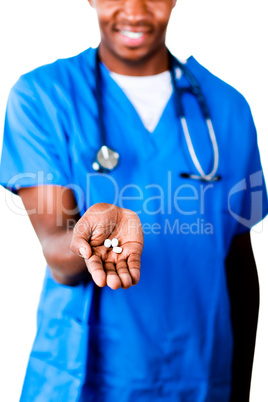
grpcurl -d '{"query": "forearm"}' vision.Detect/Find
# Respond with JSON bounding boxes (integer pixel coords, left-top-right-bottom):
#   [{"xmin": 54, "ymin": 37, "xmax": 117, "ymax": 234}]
[
  {"xmin": 17, "ymin": 186, "xmax": 90, "ymax": 285},
  {"xmin": 42, "ymin": 228, "xmax": 90, "ymax": 285},
  {"xmin": 225, "ymin": 232, "xmax": 259, "ymax": 401}
]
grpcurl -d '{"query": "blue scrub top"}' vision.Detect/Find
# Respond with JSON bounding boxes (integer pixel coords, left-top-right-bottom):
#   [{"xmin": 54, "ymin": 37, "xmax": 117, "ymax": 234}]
[{"xmin": 0, "ymin": 47, "xmax": 267, "ymax": 401}]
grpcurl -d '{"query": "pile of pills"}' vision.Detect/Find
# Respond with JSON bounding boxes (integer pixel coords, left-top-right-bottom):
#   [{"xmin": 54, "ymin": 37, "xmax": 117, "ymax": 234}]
[{"xmin": 104, "ymin": 238, "xmax": 122, "ymax": 254}]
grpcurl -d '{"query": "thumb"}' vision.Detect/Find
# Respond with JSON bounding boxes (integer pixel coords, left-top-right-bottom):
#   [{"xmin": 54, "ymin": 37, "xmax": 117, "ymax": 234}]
[
  {"xmin": 70, "ymin": 219, "xmax": 93, "ymax": 259},
  {"xmin": 71, "ymin": 235, "xmax": 92, "ymax": 259}
]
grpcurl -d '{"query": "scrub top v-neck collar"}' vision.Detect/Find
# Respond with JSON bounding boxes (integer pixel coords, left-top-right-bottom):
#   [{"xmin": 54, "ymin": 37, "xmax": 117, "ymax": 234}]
[{"xmin": 95, "ymin": 57, "xmax": 183, "ymax": 160}]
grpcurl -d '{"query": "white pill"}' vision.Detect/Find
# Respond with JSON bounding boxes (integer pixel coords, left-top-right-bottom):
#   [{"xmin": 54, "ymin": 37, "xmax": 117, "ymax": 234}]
[
  {"xmin": 113, "ymin": 247, "xmax": 122, "ymax": 254},
  {"xmin": 111, "ymin": 238, "xmax": 119, "ymax": 247},
  {"xmin": 104, "ymin": 239, "xmax": 112, "ymax": 248}
]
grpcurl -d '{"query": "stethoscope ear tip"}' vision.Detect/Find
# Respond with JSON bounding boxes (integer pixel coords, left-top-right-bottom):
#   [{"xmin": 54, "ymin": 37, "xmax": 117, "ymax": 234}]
[
  {"xmin": 180, "ymin": 173, "xmax": 222, "ymax": 182},
  {"xmin": 180, "ymin": 173, "xmax": 191, "ymax": 179}
]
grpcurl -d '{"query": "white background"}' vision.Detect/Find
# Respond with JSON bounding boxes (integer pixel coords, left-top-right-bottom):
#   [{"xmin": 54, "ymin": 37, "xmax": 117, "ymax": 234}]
[{"xmin": 0, "ymin": 0, "xmax": 267, "ymax": 400}]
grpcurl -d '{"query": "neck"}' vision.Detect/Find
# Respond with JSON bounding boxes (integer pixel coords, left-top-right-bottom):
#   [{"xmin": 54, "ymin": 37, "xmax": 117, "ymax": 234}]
[{"xmin": 98, "ymin": 44, "xmax": 170, "ymax": 76}]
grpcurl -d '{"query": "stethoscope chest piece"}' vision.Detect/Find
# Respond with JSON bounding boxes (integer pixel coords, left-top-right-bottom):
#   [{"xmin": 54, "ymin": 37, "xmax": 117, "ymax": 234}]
[{"xmin": 92, "ymin": 145, "xmax": 120, "ymax": 172}]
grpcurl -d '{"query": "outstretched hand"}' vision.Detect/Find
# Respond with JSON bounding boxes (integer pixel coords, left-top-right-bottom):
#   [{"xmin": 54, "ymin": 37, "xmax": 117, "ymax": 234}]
[{"xmin": 71, "ymin": 203, "xmax": 144, "ymax": 290}]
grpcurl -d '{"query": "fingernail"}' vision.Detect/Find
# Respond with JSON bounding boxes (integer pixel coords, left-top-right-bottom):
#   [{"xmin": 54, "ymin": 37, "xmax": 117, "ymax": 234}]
[{"xmin": 79, "ymin": 247, "xmax": 88, "ymax": 258}]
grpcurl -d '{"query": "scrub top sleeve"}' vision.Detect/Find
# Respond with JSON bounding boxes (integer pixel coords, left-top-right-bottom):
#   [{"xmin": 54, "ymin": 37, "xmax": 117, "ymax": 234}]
[
  {"xmin": 231, "ymin": 107, "xmax": 268, "ymax": 235},
  {"xmin": 0, "ymin": 77, "xmax": 70, "ymax": 194}
]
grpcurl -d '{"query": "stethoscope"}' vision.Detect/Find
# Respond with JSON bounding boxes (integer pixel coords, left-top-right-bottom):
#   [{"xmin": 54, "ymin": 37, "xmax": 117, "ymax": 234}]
[{"xmin": 92, "ymin": 48, "xmax": 221, "ymax": 182}]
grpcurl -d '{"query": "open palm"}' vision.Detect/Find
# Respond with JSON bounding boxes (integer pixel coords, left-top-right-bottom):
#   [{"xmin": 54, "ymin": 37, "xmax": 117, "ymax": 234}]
[{"xmin": 71, "ymin": 203, "xmax": 144, "ymax": 289}]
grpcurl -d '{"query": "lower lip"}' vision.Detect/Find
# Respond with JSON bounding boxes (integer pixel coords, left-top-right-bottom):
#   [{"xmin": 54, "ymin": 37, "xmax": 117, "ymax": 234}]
[{"xmin": 118, "ymin": 31, "xmax": 149, "ymax": 47}]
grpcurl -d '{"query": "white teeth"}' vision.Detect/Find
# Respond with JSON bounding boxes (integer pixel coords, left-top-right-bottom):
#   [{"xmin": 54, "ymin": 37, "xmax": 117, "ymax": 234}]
[{"xmin": 121, "ymin": 30, "xmax": 144, "ymax": 39}]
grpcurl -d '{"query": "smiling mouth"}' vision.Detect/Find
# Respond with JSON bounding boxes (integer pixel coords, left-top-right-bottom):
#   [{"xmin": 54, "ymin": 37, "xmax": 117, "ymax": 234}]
[{"xmin": 120, "ymin": 30, "xmax": 145, "ymax": 39}]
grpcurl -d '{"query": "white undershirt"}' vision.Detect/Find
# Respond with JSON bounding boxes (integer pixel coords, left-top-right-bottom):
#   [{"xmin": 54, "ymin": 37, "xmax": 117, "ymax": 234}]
[{"xmin": 109, "ymin": 70, "xmax": 174, "ymax": 133}]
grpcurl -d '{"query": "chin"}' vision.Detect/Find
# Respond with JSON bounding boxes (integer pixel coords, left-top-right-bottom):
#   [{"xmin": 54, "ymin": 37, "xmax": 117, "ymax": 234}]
[{"xmin": 113, "ymin": 46, "xmax": 157, "ymax": 65}]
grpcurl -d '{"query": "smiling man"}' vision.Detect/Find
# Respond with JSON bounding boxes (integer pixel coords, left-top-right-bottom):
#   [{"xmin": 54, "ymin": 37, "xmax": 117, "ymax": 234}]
[
  {"xmin": 0, "ymin": 0, "xmax": 267, "ymax": 401},
  {"xmin": 92, "ymin": 0, "xmax": 175, "ymax": 75}
]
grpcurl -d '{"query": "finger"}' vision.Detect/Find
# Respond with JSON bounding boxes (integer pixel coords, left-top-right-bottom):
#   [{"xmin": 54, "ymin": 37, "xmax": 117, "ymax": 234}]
[
  {"xmin": 86, "ymin": 255, "xmax": 106, "ymax": 287},
  {"xmin": 104, "ymin": 262, "xmax": 121, "ymax": 290},
  {"xmin": 127, "ymin": 254, "xmax": 141, "ymax": 285},
  {"xmin": 71, "ymin": 219, "xmax": 92, "ymax": 258},
  {"xmin": 116, "ymin": 259, "xmax": 132, "ymax": 289}
]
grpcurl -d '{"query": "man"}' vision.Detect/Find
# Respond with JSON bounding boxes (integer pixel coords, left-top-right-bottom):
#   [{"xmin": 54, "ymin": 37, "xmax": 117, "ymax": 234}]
[{"xmin": 0, "ymin": 0, "xmax": 267, "ymax": 400}]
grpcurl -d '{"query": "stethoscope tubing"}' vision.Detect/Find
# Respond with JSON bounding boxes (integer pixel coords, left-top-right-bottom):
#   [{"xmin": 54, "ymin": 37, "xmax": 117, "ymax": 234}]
[
  {"xmin": 168, "ymin": 51, "xmax": 220, "ymax": 181},
  {"xmin": 180, "ymin": 117, "xmax": 219, "ymax": 181},
  {"xmin": 93, "ymin": 47, "xmax": 221, "ymax": 181}
]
